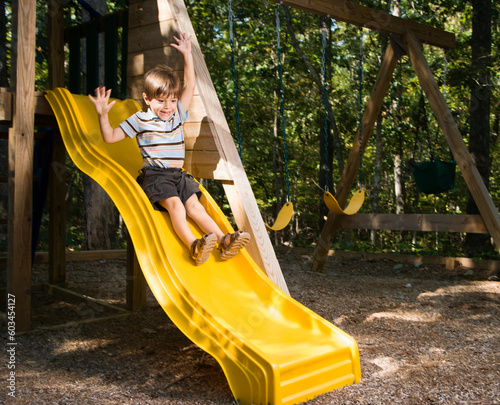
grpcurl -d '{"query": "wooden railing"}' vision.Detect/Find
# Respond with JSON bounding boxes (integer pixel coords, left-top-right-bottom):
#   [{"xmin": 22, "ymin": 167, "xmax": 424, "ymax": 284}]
[{"xmin": 65, "ymin": 10, "xmax": 128, "ymax": 98}]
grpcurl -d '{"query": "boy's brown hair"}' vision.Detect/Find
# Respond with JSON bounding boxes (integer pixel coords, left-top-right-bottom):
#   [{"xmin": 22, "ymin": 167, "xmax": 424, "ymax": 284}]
[{"xmin": 143, "ymin": 65, "xmax": 182, "ymax": 100}]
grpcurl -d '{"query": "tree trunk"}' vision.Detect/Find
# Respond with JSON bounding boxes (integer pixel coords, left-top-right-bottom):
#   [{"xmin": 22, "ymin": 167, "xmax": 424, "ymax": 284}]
[
  {"xmin": 394, "ymin": 153, "xmax": 404, "ymax": 214},
  {"xmin": 83, "ymin": 174, "xmax": 115, "ymax": 249},
  {"xmin": 465, "ymin": 0, "xmax": 492, "ymax": 254},
  {"xmin": 390, "ymin": 1, "xmax": 406, "ymax": 242},
  {"xmin": 371, "ymin": 25, "xmax": 390, "ymax": 246},
  {"xmin": 371, "ymin": 112, "xmax": 383, "ymax": 245}
]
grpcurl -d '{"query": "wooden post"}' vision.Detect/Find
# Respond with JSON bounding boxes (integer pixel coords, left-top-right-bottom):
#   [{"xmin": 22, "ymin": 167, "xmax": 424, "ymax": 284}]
[
  {"xmin": 122, "ymin": 2, "xmax": 150, "ymax": 309},
  {"xmin": 48, "ymin": 0, "xmax": 67, "ymax": 284},
  {"xmin": 126, "ymin": 234, "xmax": 147, "ymax": 311},
  {"xmin": 403, "ymin": 31, "xmax": 500, "ymax": 252},
  {"xmin": 311, "ymin": 40, "xmax": 401, "ymax": 272},
  {"xmin": 168, "ymin": 0, "xmax": 289, "ymax": 294},
  {"xmin": 7, "ymin": 0, "xmax": 36, "ymax": 332}
]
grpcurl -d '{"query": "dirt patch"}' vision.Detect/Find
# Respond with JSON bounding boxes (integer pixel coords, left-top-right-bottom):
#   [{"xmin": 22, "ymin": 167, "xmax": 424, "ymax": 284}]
[{"xmin": 1, "ymin": 251, "xmax": 499, "ymax": 404}]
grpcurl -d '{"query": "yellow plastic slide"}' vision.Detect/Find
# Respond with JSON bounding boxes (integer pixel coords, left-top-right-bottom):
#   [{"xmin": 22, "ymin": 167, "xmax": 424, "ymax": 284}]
[{"xmin": 45, "ymin": 88, "xmax": 361, "ymax": 405}]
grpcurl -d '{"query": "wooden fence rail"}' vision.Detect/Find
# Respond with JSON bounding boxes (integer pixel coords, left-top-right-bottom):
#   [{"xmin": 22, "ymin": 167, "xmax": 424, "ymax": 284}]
[{"xmin": 339, "ymin": 214, "xmax": 488, "ymax": 233}]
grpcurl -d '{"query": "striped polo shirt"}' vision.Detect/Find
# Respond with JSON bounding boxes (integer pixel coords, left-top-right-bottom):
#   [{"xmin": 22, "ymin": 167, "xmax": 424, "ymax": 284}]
[{"xmin": 119, "ymin": 102, "xmax": 188, "ymax": 168}]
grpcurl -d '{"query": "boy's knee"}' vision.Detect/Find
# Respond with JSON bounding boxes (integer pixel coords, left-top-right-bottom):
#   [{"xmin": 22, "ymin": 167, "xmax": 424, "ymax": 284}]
[
  {"xmin": 162, "ymin": 197, "xmax": 184, "ymax": 212},
  {"xmin": 185, "ymin": 199, "xmax": 205, "ymax": 217}
]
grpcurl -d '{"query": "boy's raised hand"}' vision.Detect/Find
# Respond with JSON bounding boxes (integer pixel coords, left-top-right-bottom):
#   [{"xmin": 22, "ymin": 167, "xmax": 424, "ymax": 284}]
[
  {"xmin": 171, "ymin": 32, "xmax": 192, "ymax": 55},
  {"xmin": 88, "ymin": 86, "xmax": 116, "ymax": 116}
]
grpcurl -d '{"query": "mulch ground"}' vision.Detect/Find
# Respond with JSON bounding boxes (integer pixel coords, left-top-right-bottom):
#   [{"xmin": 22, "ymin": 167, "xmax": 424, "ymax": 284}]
[{"xmin": 1, "ymin": 249, "xmax": 499, "ymax": 404}]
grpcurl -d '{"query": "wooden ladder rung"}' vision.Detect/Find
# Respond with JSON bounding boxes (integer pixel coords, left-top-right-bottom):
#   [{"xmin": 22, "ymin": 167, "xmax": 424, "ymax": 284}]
[{"xmin": 0, "ymin": 176, "xmax": 40, "ymax": 183}]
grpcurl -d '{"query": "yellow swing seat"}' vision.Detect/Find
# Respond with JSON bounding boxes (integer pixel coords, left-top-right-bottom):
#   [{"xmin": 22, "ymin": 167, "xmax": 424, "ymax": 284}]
[
  {"xmin": 324, "ymin": 188, "xmax": 365, "ymax": 215},
  {"xmin": 265, "ymin": 201, "xmax": 294, "ymax": 231}
]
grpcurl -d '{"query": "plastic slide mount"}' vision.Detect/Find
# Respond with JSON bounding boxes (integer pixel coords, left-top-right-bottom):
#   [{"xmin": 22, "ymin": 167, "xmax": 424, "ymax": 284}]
[{"xmin": 45, "ymin": 88, "xmax": 361, "ymax": 405}]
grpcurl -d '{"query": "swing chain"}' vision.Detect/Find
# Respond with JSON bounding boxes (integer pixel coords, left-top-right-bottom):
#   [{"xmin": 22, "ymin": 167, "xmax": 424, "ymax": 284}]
[
  {"xmin": 275, "ymin": 4, "xmax": 291, "ymax": 202},
  {"xmin": 228, "ymin": 0, "xmax": 243, "ymax": 161}
]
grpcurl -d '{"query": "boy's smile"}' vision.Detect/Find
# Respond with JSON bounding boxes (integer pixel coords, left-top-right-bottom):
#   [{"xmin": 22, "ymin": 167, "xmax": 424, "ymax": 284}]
[{"xmin": 143, "ymin": 93, "xmax": 178, "ymax": 121}]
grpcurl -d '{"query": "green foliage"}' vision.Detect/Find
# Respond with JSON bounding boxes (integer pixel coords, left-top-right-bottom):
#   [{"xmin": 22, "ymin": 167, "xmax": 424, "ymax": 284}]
[
  {"xmin": 23, "ymin": 0, "xmax": 500, "ymax": 258},
  {"xmin": 187, "ymin": 0, "xmax": 498, "ymax": 257}
]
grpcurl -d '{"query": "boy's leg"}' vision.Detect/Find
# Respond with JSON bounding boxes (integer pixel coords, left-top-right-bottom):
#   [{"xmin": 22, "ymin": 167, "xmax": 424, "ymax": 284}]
[
  {"xmin": 184, "ymin": 194, "xmax": 225, "ymax": 243},
  {"xmin": 160, "ymin": 195, "xmax": 217, "ymax": 265},
  {"xmin": 158, "ymin": 196, "xmax": 196, "ymax": 248}
]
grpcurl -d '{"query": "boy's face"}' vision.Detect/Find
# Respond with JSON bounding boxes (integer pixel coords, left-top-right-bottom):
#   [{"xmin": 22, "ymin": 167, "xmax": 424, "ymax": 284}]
[{"xmin": 143, "ymin": 93, "xmax": 177, "ymax": 121}]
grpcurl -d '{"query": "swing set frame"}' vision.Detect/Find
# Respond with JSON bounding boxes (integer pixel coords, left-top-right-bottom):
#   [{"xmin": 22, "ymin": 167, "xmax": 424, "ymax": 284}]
[{"xmin": 266, "ymin": 0, "xmax": 500, "ymax": 272}]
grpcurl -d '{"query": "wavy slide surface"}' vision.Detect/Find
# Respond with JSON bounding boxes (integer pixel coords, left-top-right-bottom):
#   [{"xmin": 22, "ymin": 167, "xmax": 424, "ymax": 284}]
[{"xmin": 46, "ymin": 88, "xmax": 361, "ymax": 405}]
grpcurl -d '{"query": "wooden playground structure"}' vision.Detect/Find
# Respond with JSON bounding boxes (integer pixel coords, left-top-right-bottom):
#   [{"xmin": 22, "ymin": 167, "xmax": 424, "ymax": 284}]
[
  {"xmin": 2, "ymin": 0, "xmax": 499, "ymax": 334},
  {"xmin": 277, "ymin": 0, "xmax": 500, "ymax": 272}
]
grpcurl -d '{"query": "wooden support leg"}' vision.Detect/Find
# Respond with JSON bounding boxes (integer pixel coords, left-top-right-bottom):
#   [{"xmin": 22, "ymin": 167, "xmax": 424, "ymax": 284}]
[
  {"xmin": 48, "ymin": 129, "xmax": 66, "ymax": 284},
  {"xmin": 403, "ymin": 31, "xmax": 500, "ymax": 252},
  {"xmin": 126, "ymin": 235, "xmax": 147, "ymax": 311},
  {"xmin": 311, "ymin": 40, "xmax": 401, "ymax": 272},
  {"xmin": 7, "ymin": 0, "xmax": 36, "ymax": 332},
  {"xmin": 48, "ymin": 0, "xmax": 66, "ymax": 284}
]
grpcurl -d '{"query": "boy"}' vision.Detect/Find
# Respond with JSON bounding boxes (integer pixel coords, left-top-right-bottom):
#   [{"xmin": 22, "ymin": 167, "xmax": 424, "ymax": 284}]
[{"xmin": 89, "ymin": 33, "xmax": 250, "ymax": 265}]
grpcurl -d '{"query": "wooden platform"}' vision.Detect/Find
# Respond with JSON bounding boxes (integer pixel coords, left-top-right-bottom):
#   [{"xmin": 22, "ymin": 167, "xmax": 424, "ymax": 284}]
[{"xmin": 0, "ymin": 89, "xmax": 57, "ymax": 125}]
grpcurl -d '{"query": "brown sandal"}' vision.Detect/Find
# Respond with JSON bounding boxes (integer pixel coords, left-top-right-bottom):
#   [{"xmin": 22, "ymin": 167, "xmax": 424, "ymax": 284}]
[
  {"xmin": 191, "ymin": 233, "xmax": 217, "ymax": 266},
  {"xmin": 219, "ymin": 231, "xmax": 251, "ymax": 260}
]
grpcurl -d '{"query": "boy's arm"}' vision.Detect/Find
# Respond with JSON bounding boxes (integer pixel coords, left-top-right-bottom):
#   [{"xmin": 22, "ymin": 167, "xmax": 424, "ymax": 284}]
[
  {"xmin": 171, "ymin": 33, "xmax": 195, "ymax": 113},
  {"xmin": 88, "ymin": 87, "xmax": 127, "ymax": 143}
]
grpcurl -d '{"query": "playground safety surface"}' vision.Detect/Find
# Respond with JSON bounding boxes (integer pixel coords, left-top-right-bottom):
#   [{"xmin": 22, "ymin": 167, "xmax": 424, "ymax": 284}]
[{"xmin": 1, "ymin": 249, "xmax": 499, "ymax": 404}]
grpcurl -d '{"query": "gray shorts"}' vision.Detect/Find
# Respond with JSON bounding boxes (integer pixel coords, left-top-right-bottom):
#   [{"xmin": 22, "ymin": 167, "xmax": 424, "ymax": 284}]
[{"xmin": 136, "ymin": 166, "xmax": 201, "ymax": 212}]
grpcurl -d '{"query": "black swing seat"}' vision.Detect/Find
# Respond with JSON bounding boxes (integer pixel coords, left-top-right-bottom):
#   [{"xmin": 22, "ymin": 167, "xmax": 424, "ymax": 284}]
[{"xmin": 408, "ymin": 159, "xmax": 456, "ymax": 194}]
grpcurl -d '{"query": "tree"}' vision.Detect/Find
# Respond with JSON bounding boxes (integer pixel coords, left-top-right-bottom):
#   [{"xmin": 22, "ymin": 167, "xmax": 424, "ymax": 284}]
[{"xmin": 465, "ymin": 0, "xmax": 493, "ymax": 254}]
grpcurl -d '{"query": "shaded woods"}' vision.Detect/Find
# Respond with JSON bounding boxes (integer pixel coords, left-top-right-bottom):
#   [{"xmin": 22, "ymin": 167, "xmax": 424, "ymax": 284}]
[{"xmin": 6, "ymin": 0, "xmax": 498, "ymax": 260}]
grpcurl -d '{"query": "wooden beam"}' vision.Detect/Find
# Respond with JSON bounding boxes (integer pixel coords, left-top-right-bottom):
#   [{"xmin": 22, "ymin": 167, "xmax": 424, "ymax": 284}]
[
  {"xmin": 339, "ymin": 214, "xmax": 488, "ymax": 233},
  {"xmin": 7, "ymin": 0, "xmax": 37, "ymax": 332},
  {"xmin": 48, "ymin": 128, "xmax": 66, "ymax": 284},
  {"xmin": 48, "ymin": 0, "xmax": 65, "ymax": 88},
  {"xmin": 20, "ymin": 249, "xmax": 127, "ymax": 264},
  {"xmin": 402, "ymin": 31, "xmax": 500, "ymax": 252},
  {"xmin": 48, "ymin": 0, "xmax": 67, "ymax": 285},
  {"xmin": 47, "ymin": 283, "xmax": 130, "ymax": 313},
  {"xmin": 311, "ymin": 40, "xmax": 401, "ymax": 272},
  {"xmin": 269, "ymin": 0, "xmax": 455, "ymax": 49},
  {"xmin": 168, "ymin": 0, "xmax": 289, "ymax": 294},
  {"xmin": 279, "ymin": 246, "xmax": 500, "ymax": 271},
  {"xmin": 0, "ymin": 90, "xmax": 58, "ymax": 122},
  {"xmin": 325, "ymin": 250, "xmax": 500, "ymax": 272},
  {"xmin": 0, "ymin": 88, "xmax": 12, "ymax": 121},
  {"xmin": 126, "ymin": 235, "xmax": 147, "ymax": 311}
]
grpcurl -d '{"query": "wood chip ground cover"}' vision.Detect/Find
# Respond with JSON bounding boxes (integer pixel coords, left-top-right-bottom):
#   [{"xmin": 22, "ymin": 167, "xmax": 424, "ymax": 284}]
[{"xmin": 1, "ymin": 251, "xmax": 498, "ymax": 404}]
